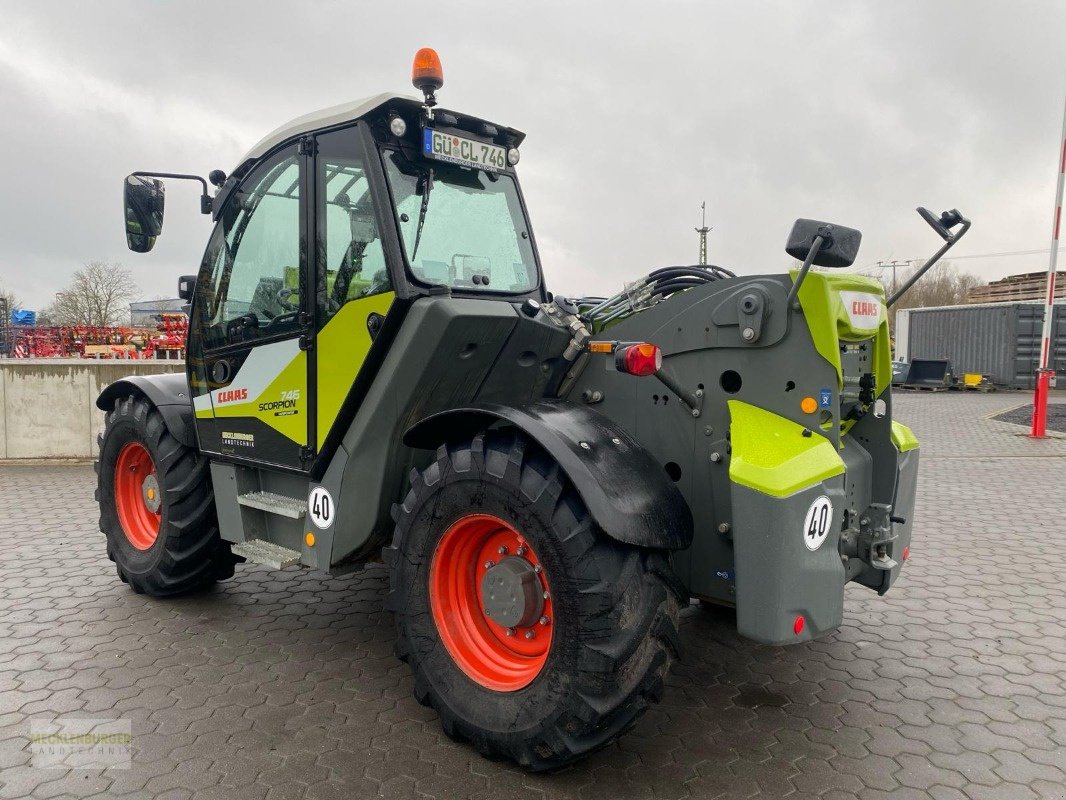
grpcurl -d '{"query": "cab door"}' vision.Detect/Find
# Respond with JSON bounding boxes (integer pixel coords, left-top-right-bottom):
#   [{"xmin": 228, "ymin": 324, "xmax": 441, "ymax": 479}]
[
  {"xmin": 189, "ymin": 143, "xmax": 312, "ymax": 470},
  {"xmin": 309, "ymin": 125, "xmax": 399, "ymax": 463}
]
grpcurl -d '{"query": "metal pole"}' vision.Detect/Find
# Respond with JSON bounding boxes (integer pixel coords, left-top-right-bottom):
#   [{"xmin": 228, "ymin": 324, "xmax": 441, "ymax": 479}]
[
  {"xmin": 695, "ymin": 202, "xmax": 711, "ymax": 266},
  {"xmin": 1031, "ymin": 96, "xmax": 1066, "ymax": 438}
]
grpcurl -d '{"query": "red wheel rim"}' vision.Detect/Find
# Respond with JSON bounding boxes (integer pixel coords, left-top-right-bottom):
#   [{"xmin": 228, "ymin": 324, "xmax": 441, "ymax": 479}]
[
  {"xmin": 429, "ymin": 514, "xmax": 553, "ymax": 691},
  {"xmin": 114, "ymin": 442, "xmax": 161, "ymax": 550}
]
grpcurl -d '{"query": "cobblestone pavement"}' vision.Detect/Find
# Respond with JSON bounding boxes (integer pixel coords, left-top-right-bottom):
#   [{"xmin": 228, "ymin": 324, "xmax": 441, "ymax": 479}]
[{"xmin": 1, "ymin": 393, "xmax": 1064, "ymax": 800}]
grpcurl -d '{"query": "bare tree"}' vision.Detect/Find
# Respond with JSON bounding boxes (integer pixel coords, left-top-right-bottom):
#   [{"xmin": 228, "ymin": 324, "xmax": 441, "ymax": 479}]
[
  {"xmin": 0, "ymin": 285, "xmax": 20, "ymax": 316},
  {"xmin": 862, "ymin": 261, "xmax": 980, "ymax": 333},
  {"xmin": 47, "ymin": 262, "xmax": 140, "ymax": 326}
]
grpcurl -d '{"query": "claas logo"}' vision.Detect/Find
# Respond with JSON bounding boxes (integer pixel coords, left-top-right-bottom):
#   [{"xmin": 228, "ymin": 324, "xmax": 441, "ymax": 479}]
[
  {"xmin": 216, "ymin": 388, "xmax": 248, "ymax": 404},
  {"xmin": 851, "ymin": 300, "xmax": 879, "ymax": 317}
]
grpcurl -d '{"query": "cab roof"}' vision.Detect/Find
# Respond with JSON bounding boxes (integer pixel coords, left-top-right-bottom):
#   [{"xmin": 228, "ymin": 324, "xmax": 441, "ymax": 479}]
[
  {"xmin": 235, "ymin": 92, "xmax": 525, "ymax": 172},
  {"xmin": 238, "ymin": 92, "xmax": 416, "ymax": 165}
]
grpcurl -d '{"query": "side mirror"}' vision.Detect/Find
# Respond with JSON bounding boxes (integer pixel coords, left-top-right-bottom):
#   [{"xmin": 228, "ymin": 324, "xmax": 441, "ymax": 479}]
[
  {"xmin": 177, "ymin": 275, "xmax": 197, "ymax": 301},
  {"xmin": 785, "ymin": 219, "xmax": 862, "ymax": 269},
  {"xmin": 124, "ymin": 175, "xmax": 165, "ymax": 253},
  {"xmin": 917, "ymin": 206, "xmax": 963, "ymax": 242}
]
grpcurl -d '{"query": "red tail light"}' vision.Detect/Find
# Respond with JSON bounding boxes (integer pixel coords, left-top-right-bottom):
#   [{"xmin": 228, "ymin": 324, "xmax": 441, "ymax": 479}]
[
  {"xmin": 616, "ymin": 343, "xmax": 662, "ymax": 376},
  {"xmin": 793, "ymin": 615, "xmax": 805, "ymax": 635}
]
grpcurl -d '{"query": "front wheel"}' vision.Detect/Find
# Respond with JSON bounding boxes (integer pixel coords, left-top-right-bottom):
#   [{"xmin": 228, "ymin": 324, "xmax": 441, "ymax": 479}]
[
  {"xmin": 95, "ymin": 395, "xmax": 236, "ymax": 596},
  {"xmin": 385, "ymin": 430, "xmax": 682, "ymax": 771}
]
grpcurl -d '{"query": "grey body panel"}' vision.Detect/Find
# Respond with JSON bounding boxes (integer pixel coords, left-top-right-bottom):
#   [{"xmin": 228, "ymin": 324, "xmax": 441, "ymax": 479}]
[
  {"xmin": 321, "ymin": 296, "xmax": 570, "ymax": 565},
  {"xmin": 209, "ymin": 461, "xmax": 318, "ymax": 566},
  {"xmin": 562, "ymin": 275, "xmax": 914, "ymax": 616},
  {"xmin": 96, "ymin": 372, "xmax": 196, "ymax": 449},
  {"xmin": 404, "ymin": 401, "xmax": 693, "ymax": 549},
  {"xmin": 731, "ymin": 477, "xmax": 847, "ymax": 644},
  {"xmin": 564, "ymin": 274, "xmax": 841, "ymax": 602}
]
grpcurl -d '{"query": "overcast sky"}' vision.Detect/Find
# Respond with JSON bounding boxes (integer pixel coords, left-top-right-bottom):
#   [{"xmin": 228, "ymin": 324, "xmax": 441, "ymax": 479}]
[{"xmin": 1, "ymin": 1, "xmax": 1064, "ymax": 310}]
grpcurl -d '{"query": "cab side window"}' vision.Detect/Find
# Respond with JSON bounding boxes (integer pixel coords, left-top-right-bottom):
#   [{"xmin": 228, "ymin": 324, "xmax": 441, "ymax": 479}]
[
  {"xmin": 197, "ymin": 148, "xmax": 303, "ymax": 349},
  {"xmin": 318, "ymin": 151, "xmax": 391, "ymax": 324}
]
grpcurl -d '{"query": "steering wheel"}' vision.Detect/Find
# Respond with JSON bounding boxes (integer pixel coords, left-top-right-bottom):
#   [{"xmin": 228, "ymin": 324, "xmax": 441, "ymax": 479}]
[{"xmin": 275, "ymin": 287, "xmax": 300, "ymax": 313}]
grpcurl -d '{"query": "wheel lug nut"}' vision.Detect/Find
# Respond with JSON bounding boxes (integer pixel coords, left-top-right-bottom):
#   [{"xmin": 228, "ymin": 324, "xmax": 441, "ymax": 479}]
[
  {"xmin": 543, "ymin": 591, "xmax": 550, "ymax": 600},
  {"xmin": 506, "ymin": 627, "xmax": 516, "ymax": 637},
  {"xmin": 540, "ymin": 616, "xmax": 550, "ymax": 626},
  {"xmin": 497, "ymin": 545, "xmax": 507, "ymax": 555},
  {"xmin": 533, "ymin": 565, "xmax": 542, "ymax": 574},
  {"xmin": 516, "ymin": 546, "xmax": 526, "ymax": 556},
  {"xmin": 524, "ymin": 630, "xmax": 535, "ymax": 640},
  {"xmin": 483, "ymin": 560, "xmax": 494, "ymax": 569}
]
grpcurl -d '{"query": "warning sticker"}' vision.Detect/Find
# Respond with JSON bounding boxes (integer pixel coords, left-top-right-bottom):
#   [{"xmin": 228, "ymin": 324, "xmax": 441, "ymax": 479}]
[{"xmin": 803, "ymin": 495, "xmax": 833, "ymax": 551}]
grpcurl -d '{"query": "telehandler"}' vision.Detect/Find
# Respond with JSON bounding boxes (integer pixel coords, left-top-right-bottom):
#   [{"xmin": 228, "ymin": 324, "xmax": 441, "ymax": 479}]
[{"xmin": 101, "ymin": 48, "xmax": 970, "ymax": 769}]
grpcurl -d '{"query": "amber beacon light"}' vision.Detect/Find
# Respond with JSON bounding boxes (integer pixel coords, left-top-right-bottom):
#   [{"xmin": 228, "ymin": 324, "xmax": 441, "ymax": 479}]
[{"xmin": 412, "ymin": 48, "xmax": 444, "ymax": 104}]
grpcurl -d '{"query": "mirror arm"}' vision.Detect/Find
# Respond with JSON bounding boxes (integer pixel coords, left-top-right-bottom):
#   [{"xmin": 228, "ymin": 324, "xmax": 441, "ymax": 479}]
[
  {"xmin": 131, "ymin": 171, "xmax": 213, "ymax": 214},
  {"xmin": 785, "ymin": 232, "xmax": 828, "ymax": 309},
  {"xmin": 886, "ymin": 212, "xmax": 971, "ymax": 307}
]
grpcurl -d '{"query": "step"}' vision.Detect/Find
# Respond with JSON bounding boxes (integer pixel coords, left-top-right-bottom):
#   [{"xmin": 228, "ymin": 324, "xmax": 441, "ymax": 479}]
[
  {"xmin": 237, "ymin": 491, "xmax": 306, "ymax": 519},
  {"xmin": 232, "ymin": 539, "xmax": 302, "ymax": 570}
]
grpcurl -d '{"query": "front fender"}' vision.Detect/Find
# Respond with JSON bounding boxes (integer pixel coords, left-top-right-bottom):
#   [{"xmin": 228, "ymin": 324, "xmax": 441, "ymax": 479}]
[
  {"xmin": 96, "ymin": 373, "xmax": 196, "ymax": 449},
  {"xmin": 404, "ymin": 401, "xmax": 693, "ymax": 550}
]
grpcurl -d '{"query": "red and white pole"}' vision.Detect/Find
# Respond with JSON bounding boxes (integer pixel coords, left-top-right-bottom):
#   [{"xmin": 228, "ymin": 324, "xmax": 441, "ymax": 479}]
[{"xmin": 1031, "ymin": 97, "xmax": 1066, "ymax": 438}]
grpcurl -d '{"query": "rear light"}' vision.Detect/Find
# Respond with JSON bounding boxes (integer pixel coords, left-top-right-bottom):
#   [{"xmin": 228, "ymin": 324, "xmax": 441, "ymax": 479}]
[
  {"xmin": 902, "ymin": 546, "xmax": 910, "ymax": 561},
  {"xmin": 616, "ymin": 343, "xmax": 662, "ymax": 377},
  {"xmin": 793, "ymin": 615, "xmax": 805, "ymax": 635}
]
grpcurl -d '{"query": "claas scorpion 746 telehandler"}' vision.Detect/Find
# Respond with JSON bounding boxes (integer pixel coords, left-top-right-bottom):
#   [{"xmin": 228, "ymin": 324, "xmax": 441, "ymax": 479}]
[{"xmin": 101, "ymin": 49, "xmax": 969, "ymax": 769}]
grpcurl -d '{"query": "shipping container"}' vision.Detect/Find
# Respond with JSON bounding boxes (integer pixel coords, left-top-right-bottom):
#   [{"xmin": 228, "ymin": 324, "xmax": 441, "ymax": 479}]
[{"xmin": 897, "ymin": 301, "xmax": 1066, "ymax": 389}]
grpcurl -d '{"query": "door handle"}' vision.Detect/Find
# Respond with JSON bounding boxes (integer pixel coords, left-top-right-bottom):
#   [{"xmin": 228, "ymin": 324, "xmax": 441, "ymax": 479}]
[
  {"xmin": 210, "ymin": 359, "xmax": 232, "ymax": 384},
  {"xmin": 367, "ymin": 313, "xmax": 384, "ymax": 340}
]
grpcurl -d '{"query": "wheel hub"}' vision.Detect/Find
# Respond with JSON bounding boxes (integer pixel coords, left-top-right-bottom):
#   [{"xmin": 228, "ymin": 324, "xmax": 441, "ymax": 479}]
[
  {"xmin": 481, "ymin": 557, "xmax": 544, "ymax": 629},
  {"xmin": 141, "ymin": 474, "xmax": 161, "ymax": 514}
]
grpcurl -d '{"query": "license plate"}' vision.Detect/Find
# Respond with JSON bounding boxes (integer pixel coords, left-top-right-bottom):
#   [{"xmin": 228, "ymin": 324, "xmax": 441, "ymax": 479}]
[{"xmin": 422, "ymin": 128, "xmax": 506, "ymax": 171}]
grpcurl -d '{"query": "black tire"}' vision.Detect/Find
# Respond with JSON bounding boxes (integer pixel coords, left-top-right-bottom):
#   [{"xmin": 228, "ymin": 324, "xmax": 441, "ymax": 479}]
[
  {"xmin": 95, "ymin": 394, "xmax": 236, "ymax": 596},
  {"xmin": 384, "ymin": 430, "xmax": 683, "ymax": 771}
]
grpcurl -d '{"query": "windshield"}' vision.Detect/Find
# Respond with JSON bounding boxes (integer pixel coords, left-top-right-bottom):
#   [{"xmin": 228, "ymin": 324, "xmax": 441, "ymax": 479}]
[{"xmin": 383, "ymin": 150, "xmax": 538, "ymax": 293}]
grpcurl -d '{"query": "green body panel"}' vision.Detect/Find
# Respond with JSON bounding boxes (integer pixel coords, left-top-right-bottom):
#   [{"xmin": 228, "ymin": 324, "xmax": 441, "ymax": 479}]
[
  {"xmin": 727, "ymin": 400, "xmax": 845, "ymax": 498},
  {"xmin": 316, "ymin": 292, "xmax": 396, "ymax": 445},
  {"xmin": 793, "ymin": 272, "xmax": 893, "ymax": 398},
  {"xmin": 209, "ymin": 351, "xmax": 307, "ymax": 444},
  {"xmin": 891, "ymin": 420, "xmax": 920, "ymax": 452}
]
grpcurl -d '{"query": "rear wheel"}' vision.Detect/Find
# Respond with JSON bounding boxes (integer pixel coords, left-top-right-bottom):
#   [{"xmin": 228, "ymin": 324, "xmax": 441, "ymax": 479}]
[
  {"xmin": 95, "ymin": 395, "xmax": 236, "ymax": 596},
  {"xmin": 385, "ymin": 430, "xmax": 682, "ymax": 771}
]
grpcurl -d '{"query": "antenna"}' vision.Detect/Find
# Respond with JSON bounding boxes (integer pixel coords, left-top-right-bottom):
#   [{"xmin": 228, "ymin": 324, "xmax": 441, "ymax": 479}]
[{"xmin": 695, "ymin": 202, "xmax": 712, "ymax": 265}]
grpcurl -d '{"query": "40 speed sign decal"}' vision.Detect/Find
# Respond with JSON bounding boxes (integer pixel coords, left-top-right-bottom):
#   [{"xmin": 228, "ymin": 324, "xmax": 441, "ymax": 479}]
[
  {"xmin": 308, "ymin": 486, "xmax": 335, "ymax": 529},
  {"xmin": 803, "ymin": 495, "xmax": 833, "ymax": 551}
]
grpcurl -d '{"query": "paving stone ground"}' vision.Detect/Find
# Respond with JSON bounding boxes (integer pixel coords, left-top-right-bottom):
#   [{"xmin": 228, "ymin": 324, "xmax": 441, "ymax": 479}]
[
  {"xmin": 992, "ymin": 401, "xmax": 1066, "ymax": 434},
  {"xmin": 0, "ymin": 393, "xmax": 1064, "ymax": 800}
]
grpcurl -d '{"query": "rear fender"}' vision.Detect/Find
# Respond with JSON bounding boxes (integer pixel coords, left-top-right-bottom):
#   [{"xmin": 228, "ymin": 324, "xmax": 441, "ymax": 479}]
[
  {"xmin": 96, "ymin": 373, "xmax": 196, "ymax": 449},
  {"xmin": 404, "ymin": 401, "xmax": 693, "ymax": 550}
]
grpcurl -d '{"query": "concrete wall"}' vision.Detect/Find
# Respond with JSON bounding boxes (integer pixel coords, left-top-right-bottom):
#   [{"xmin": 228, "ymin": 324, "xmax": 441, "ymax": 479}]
[{"xmin": 0, "ymin": 360, "xmax": 185, "ymax": 459}]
